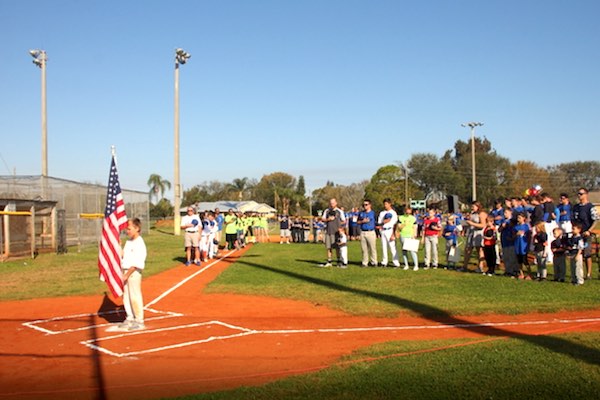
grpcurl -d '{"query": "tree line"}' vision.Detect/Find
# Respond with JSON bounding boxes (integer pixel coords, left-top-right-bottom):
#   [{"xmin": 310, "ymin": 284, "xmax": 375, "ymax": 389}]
[{"xmin": 149, "ymin": 137, "xmax": 600, "ymax": 218}]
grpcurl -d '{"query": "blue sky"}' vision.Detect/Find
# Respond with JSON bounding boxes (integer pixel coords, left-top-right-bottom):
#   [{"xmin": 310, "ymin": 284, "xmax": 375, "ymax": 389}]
[{"xmin": 1, "ymin": 0, "xmax": 599, "ymax": 196}]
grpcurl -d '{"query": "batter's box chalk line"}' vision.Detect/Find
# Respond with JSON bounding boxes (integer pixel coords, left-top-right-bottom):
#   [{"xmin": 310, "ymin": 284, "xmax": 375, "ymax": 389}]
[
  {"xmin": 22, "ymin": 307, "xmax": 183, "ymax": 335},
  {"xmin": 21, "ymin": 250, "xmax": 236, "ymax": 336},
  {"xmin": 79, "ymin": 317, "xmax": 600, "ymax": 358},
  {"xmin": 80, "ymin": 320, "xmax": 256, "ymax": 358}
]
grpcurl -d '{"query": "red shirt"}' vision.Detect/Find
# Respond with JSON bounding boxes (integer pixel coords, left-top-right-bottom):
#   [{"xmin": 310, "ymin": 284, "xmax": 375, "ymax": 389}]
[
  {"xmin": 424, "ymin": 216, "xmax": 441, "ymax": 236},
  {"xmin": 483, "ymin": 226, "xmax": 497, "ymax": 246}
]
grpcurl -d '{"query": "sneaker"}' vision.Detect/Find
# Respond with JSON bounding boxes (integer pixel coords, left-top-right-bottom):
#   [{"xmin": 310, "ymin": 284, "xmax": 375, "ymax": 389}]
[
  {"xmin": 340, "ymin": 264, "xmax": 348, "ymax": 269},
  {"xmin": 486, "ymin": 272, "xmax": 494, "ymax": 277},
  {"xmin": 423, "ymin": 266, "xmax": 430, "ymax": 270},
  {"xmin": 117, "ymin": 320, "xmax": 132, "ymax": 330},
  {"xmin": 369, "ymin": 263, "xmax": 378, "ymax": 267},
  {"xmin": 319, "ymin": 261, "xmax": 333, "ymax": 268},
  {"xmin": 128, "ymin": 322, "xmax": 145, "ymax": 331},
  {"xmin": 403, "ymin": 266, "xmax": 409, "ymax": 270},
  {"xmin": 361, "ymin": 263, "xmax": 368, "ymax": 268},
  {"xmin": 194, "ymin": 260, "xmax": 201, "ymax": 266},
  {"xmin": 432, "ymin": 266, "xmax": 438, "ymax": 270},
  {"xmin": 184, "ymin": 261, "xmax": 191, "ymax": 267},
  {"xmin": 413, "ymin": 266, "xmax": 419, "ymax": 271},
  {"xmin": 380, "ymin": 263, "xmax": 387, "ymax": 268}
]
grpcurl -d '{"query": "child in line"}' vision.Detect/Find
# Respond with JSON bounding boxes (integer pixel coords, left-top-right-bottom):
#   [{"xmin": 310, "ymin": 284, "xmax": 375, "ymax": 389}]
[
  {"xmin": 443, "ymin": 215, "xmax": 459, "ymax": 270},
  {"xmin": 550, "ymin": 227, "xmax": 567, "ymax": 282},
  {"xmin": 482, "ymin": 216, "xmax": 497, "ymax": 276},
  {"xmin": 514, "ymin": 212, "xmax": 532, "ymax": 280},
  {"xmin": 568, "ymin": 222, "xmax": 585, "ymax": 285},
  {"xmin": 499, "ymin": 209, "xmax": 518, "ymax": 277},
  {"xmin": 532, "ymin": 221, "xmax": 548, "ymax": 281},
  {"xmin": 119, "ymin": 218, "xmax": 147, "ymax": 331},
  {"xmin": 336, "ymin": 227, "xmax": 348, "ymax": 268}
]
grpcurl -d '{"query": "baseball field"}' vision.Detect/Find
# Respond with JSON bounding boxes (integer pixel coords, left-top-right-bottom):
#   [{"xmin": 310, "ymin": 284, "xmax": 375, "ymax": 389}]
[{"xmin": 1, "ymin": 228, "xmax": 599, "ymax": 400}]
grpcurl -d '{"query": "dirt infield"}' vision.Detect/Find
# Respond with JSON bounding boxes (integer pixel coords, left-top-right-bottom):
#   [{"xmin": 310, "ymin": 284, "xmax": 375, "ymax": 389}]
[{"xmin": 1, "ymin": 246, "xmax": 600, "ymax": 400}]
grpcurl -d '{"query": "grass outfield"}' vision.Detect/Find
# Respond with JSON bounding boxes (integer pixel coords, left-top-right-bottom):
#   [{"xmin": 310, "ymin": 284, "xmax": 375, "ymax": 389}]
[
  {"xmin": 174, "ymin": 332, "xmax": 600, "ymax": 400},
  {"xmin": 205, "ymin": 241, "xmax": 600, "ymax": 317}
]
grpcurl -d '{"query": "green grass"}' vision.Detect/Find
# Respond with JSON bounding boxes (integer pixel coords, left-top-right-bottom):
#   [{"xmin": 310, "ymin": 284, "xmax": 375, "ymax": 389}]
[
  {"xmin": 205, "ymin": 241, "xmax": 600, "ymax": 317},
  {"xmin": 172, "ymin": 332, "xmax": 600, "ymax": 400},
  {"xmin": 0, "ymin": 226, "xmax": 182, "ymax": 301}
]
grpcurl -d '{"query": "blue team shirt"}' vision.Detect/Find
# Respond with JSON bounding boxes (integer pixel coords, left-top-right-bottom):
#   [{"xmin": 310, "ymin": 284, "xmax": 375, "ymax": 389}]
[
  {"xmin": 514, "ymin": 223, "xmax": 530, "ymax": 255},
  {"xmin": 500, "ymin": 222, "xmax": 515, "ymax": 248},
  {"xmin": 358, "ymin": 210, "xmax": 376, "ymax": 231},
  {"xmin": 490, "ymin": 208, "xmax": 505, "ymax": 226},
  {"xmin": 442, "ymin": 224, "xmax": 458, "ymax": 246},
  {"xmin": 216, "ymin": 214, "xmax": 224, "ymax": 230},
  {"xmin": 558, "ymin": 203, "xmax": 572, "ymax": 222}
]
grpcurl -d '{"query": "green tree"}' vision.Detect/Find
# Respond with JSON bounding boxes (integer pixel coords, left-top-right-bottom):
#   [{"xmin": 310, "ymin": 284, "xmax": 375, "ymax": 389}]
[
  {"xmin": 364, "ymin": 165, "xmax": 407, "ymax": 211},
  {"xmin": 228, "ymin": 177, "xmax": 254, "ymax": 201},
  {"xmin": 149, "ymin": 198, "xmax": 173, "ymax": 219},
  {"xmin": 547, "ymin": 161, "xmax": 600, "ymax": 194},
  {"xmin": 147, "ymin": 174, "xmax": 171, "ymax": 204},
  {"xmin": 252, "ymin": 172, "xmax": 298, "ymax": 213},
  {"xmin": 443, "ymin": 137, "xmax": 511, "ymax": 206}
]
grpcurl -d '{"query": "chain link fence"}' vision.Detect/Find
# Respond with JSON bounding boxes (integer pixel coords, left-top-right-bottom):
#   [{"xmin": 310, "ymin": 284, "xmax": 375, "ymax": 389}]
[{"xmin": 0, "ymin": 175, "xmax": 148, "ymax": 250}]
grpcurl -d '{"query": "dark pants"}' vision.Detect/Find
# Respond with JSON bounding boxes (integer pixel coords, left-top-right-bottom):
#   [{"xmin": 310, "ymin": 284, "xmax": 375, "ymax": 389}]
[{"xmin": 484, "ymin": 245, "xmax": 497, "ymax": 273}]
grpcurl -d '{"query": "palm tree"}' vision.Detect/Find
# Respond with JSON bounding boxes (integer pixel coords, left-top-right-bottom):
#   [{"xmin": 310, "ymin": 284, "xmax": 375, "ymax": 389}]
[
  {"xmin": 229, "ymin": 177, "xmax": 251, "ymax": 201},
  {"xmin": 147, "ymin": 174, "xmax": 172, "ymax": 204}
]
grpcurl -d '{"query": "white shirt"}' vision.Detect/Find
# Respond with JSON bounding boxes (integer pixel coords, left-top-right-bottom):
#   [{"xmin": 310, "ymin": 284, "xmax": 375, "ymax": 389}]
[
  {"xmin": 121, "ymin": 236, "xmax": 147, "ymax": 271},
  {"xmin": 378, "ymin": 209, "xmax": 398, "ymax": 230},
  {"xmin": 201, "ymin": 219, "xmax": 218, "ymax": 236},
  {"xmin": 181, "ymin": 214, "xmax": 201, "ymax": 232}
]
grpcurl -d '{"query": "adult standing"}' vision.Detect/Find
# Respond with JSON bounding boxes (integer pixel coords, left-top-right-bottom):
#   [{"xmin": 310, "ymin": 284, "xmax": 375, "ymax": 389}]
[
  {"xmin": 398, "ymin": 207, "xmax": 419, "ymax": 271},
  {"xmin": 357, "ymin": 199, "xmax": 377, "ymax": 267},
  {"xmin": 224, "ymin": 209, "xmax": 239, "ymax": 250},
  {"xmin": 461, "ymin": 201, "xmax": 488, "ymax": 272},
  {"xmin": 572, "ymin": 187, "xmax": 599, "ymax": 279},
  {"xmin": 422, "ymin": 208, "xmax": 442, "ymax": 269},
  {"xmin": 278, "ymin": 213, "xmax": 291, "ymax": 244},
  {"xmin": 377, "ymin": 198, "xmax": 400, "ymax": 267},
  {"xmin": 321, "ymin": 198, "xmax": 346, "ymax": 267},
  {"xmin": 180, "ymin": 206, "xmax": 201, "ymax": 266}
]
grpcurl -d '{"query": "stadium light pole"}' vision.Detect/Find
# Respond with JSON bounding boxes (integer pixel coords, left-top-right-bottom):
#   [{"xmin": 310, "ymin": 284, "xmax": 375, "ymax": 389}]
[
  {"xmin": 30, "ymin": 49, "xmax": 48, "ymax": 177},
  {"xmin": 173, "ymin": 48, "xmax": 191, "ymax": 236},
  {"xmin": 461, "ymin": 122, "xmax": 483, "ymax": 202}
]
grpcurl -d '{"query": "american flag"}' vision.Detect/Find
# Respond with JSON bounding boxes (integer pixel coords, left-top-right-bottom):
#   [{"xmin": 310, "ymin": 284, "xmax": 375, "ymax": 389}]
[{"xmin": 98, "ymin": 155, "xmax": 128, "ymax": 298}]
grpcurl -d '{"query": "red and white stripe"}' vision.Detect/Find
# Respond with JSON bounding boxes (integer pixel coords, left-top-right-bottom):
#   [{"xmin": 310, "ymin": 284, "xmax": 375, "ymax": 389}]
[{"xmin": 98, "ymin": 192, "xmax": 127, "ymax": 298}]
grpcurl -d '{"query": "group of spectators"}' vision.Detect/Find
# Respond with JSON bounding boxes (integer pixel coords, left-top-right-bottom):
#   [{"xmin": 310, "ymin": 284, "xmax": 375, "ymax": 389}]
[
  {"xmin": 312, "ymin": 189, "xmax": 598, "ymax": 285},
  {"xmin": 180, "ymin": 207, "xmax": 269, "ymax": 266}
]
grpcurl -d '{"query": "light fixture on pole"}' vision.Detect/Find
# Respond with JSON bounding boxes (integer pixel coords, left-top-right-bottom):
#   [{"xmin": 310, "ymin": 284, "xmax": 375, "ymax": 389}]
[
  {"xmin": 461, "ymin": 122, "xmax": 483, "ymax": 202},
  {"xmin": 30, "ymin": 49, "xmax": 48, "ymax": 177},
  {"xmin": 173, "ymin": 48, "xmax": 191, "ymax": 236}
]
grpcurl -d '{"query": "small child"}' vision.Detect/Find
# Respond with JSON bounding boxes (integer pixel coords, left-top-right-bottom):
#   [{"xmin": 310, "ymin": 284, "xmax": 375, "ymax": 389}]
[
  {"xmin": 482, "ymin": 216, "xmax": 497, "ymax": 276},
  {"xmin": 567, "ymin": 222, "xmax": 585, "ymax": 285},
  {"xmin": 499, "ymin": 209, "xmax": 518, "ymax": 277},
  {"xmin": 514, "ymin": 212, "xmax": 532, "ymax": 280},
  {"xmin": 336, "ymin": 227, "xmax": 348, "ymax": 268},
  {"xmin": 550, "ymin": 227, "xmax": 566, "ymax": 282},
  {"xmin": 443, "ymin": 215, "xmax": 459, "ymax": 270},
  {"xmin": 532, "ymin": 221, "xmax": 548, "ymax": 280},
  {"xmin": 200, "ymin": 211, "xmax": 217, "ymax": 262},
  {"xmin": 120, "ymin": 218, "xmax": 147, "ymax": 331}
]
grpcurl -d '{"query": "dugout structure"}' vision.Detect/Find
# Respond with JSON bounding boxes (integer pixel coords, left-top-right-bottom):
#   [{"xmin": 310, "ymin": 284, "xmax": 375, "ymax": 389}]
[
  {"xmin": 0, "ymin": 175, "xmax": 148, "ymax": 251},
  {"xmin": 0, "ymin": 198, "xmax": 57, "ymax": 260}
]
